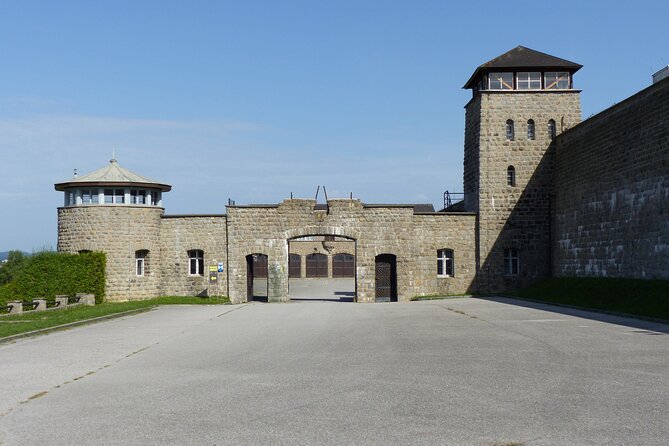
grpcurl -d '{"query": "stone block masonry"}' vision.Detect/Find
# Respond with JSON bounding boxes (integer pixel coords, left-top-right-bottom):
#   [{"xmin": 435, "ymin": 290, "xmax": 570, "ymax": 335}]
[
  {"xmin": 58, "ymin": 206, "xmax": 163, "ymax": 301},
  {"xmin": 553, "ymin": 77, "xmax": 669, "ymax": 279},
  {"xmin": 226, "ymin": 199, "xmax": 477, "ymax": 303},
  {"xmin": 464, "ymin": 91, "xmax": 582, "ymax": 293}
]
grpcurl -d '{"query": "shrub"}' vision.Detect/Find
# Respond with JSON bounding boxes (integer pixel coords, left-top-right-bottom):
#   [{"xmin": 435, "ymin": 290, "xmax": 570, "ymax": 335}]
[{"xmin": 0, "ymin": 251, "xmax": 105, "ymax": 305}]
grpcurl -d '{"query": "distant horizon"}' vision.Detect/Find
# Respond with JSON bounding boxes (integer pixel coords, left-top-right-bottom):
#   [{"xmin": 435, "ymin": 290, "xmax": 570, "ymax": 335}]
[{"xmin": 2, "ymin": 1, "xmax": 668, "ymax": 252}]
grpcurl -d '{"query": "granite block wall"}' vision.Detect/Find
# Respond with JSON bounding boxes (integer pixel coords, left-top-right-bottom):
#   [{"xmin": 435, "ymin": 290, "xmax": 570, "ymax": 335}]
[{"xmin": 553, "ymin": 78, "xmax": 669, "ymax": 279}]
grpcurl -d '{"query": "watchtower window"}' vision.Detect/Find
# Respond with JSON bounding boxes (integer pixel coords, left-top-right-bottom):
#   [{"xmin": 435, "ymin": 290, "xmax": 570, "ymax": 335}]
[
  {"xmin": 527, "ymin": 120, "xmax": 535, "ymax": 140},
  {"xmin": 187, "ymin": 249, "xmax": 204, "ymax": 276},
  {"xmin": 507, "ymin": 166, "xmax": 516, "ymax": 187},
  {"xmin": 545, "ymin": 72, "xmax": 570, "ymax": 89},
  {"xmin": 131, "ymin": 190, "xmax": 146, "ymax": 205},
  {"xmin": 506, "ymin": 120, "xmax": 515, "ymax": 140},
  {"xmin": 104, "ymin": 189, "xmax": 125, "ymax": 204},
  {"xmin": 548, "ymin": 119, "xmax": 557, "ymax": 140},
  {"xmin": 489, "ymin": 72, "xmax": 514, "ymax": 90},
  {"xmin": 517, "ymin": 72, "xmax": 541, "ymax": 90},
  {"xmin": 82, "ymin": 189, "xmax": 99, "ymax": 204}
]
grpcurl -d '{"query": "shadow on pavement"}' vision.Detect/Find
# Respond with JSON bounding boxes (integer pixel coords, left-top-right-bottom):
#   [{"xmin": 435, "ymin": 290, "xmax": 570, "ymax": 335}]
[{"xmin": 476, "ymin": 296, "xmax": 669, "ymax": 334}]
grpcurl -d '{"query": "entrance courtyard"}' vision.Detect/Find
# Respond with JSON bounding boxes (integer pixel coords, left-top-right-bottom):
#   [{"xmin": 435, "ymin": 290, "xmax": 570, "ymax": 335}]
[{"xmin": 1, "ymin": 298, "xmax": 667, "ymax": 445}]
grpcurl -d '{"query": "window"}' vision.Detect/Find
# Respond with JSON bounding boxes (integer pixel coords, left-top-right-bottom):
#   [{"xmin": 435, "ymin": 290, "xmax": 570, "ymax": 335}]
[
  {"xmin": 548, "ymin": 119, "xmax": 557, "ymax": 140},
  {"xmin": 506, "ymin": 119, "xmax": 515, "ymax": 140},
  {"xmin": 504, "ymin": 249, "xmax": 519, "ymax": 275},
  {"xmin": 188, "ymin": 249, "xmax": 204, "ymax": 276},
  {"xmin": 488, "ymin": 72, "xmax": 514, "ymax": 90},
  {"xmin": 545, "ymin": 72, "xmax": 570, "ymax": 90},
  {"xmin": 517, "ymin": 72, "xmax": 541, "ymax": 90},
  {"xmin": 437, "ymin": 249, "xmax": 454, "ymax": 277},
  {"xmin": 136, "ymin": 250, "xmax": 148, "ymax": 276},
  {"xmin": 527, "ymin": 119, "xmax": 535, "ymax": 140},
  {"xmin": 114, "ymin": 189, "xmax": 124, "ymax": 204},
  {"xmin": 507, "ymin": 166, "xmax": 516, "ymax": 187},
  {"xmin": 82, "ymin": 189, "xmax": 99, "ymax": 204},
  {"xmin": 104, "ymin": 189, "xmax": 125, "ymax": 204},
  {"xmin": 131, "ymin": 189, "xmax": 146, "ymax": 205}
]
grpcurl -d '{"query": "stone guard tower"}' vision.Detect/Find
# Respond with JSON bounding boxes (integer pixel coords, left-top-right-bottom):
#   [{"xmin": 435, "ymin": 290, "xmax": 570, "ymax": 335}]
[
  {"xmin": 55, "ymin": 158, "xmax": 171, "ymax": 300},
  {"xmin": 462, "ymin": 46, "xmax": 582, "ymax": 292}
]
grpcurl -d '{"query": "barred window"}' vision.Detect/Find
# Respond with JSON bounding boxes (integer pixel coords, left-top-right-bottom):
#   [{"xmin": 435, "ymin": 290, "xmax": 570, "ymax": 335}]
[
  {"xmin": 188, "ymin": 249, "xmax": 204, "ymax": 276},
  {"xmin": 136, "ymin": 250, "xmax": 148, "ymax": 276},
  {"xmin": 527, "ymin": 119, "xmax": 535, "ymax": 140},
  {"xmin": 548, "ymin": 119, "xmax": 557, "ymax": 140},
  {"xmin": 504, "ymin": 249, "xmax": 519, "ymax": 276},
  {"xmin": 437, "ymin": 249, "xmax": 454, "ymax": 277},
  {"xmin": 506, "ymin": 120, "xmax": 515, "ymax": 141},
  {"xmin": 507, "ymin": 166, "xmax": 516, "ymax": 187}
]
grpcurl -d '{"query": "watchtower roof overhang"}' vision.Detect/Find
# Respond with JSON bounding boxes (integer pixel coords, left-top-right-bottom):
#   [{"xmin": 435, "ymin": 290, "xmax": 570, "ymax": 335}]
[
  {"xmin": 463, "ymin": 46, "xmax": 582, "ymax": 89},
  {"xmin": 54, "ymin": 158, "xmax": 171, "ymax": 192}
]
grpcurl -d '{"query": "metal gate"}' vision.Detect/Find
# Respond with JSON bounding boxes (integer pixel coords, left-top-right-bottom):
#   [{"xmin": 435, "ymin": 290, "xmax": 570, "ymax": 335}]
[
  {"xmin": 306, "ymin": 253, "xmax": 328, "ymax": 278},
  {"xmin": 375, "ymin": 254, "xmax": 397, "ymax": 302},
  {"xmin": 289, "ymin": 254, "xmax": 301, "ymax": 278},
  {"xmin": 332, "ymin": 253, "xmax": 355, "ymax": 278}
]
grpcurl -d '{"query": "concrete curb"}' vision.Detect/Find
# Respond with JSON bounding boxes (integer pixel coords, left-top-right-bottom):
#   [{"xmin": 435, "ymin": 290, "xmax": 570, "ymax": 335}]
[{"xmin": 0, "ymin": 306, "xmax": 157, "ymax": 345}]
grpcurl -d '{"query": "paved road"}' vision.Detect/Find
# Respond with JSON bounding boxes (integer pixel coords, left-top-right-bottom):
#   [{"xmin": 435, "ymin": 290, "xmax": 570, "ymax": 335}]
[{"xmin": 1, "ymin": 298, "xmax": 668, "ymax": 445}]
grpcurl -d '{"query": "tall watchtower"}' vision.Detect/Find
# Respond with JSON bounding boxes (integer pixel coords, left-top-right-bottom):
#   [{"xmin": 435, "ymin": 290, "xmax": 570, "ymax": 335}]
[
  {"xmin": 55, "ymin": 158, "xmax": 171, "ymax": 300},
  {"xmin": 462, "ymin": 46, "xmax": 582, "ymax": 292}
]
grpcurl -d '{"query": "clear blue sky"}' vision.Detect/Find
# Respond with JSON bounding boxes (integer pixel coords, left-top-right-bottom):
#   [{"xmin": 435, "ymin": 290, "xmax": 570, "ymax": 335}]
[{"xmin": 1, "ymin": 0, "xmax": 667, "ymax": 251}]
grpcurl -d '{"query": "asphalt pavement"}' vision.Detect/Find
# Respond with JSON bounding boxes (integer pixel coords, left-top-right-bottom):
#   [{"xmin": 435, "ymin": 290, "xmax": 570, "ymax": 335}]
[{"xmin": 0, "ymin": 297, "xmax": 668, "ymax": 445}]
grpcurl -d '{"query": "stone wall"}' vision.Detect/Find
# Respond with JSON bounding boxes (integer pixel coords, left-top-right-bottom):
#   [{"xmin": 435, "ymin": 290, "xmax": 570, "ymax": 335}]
[
  {"xmin": 553, "ymin": 77, "xmax": 669, "ymax": 279},
  {"xmin": 226, "ymin": 199, "xmax": 477, "ymax": 303},
  {"xmin": 57, "ymin": 206, "xmax": 163, "ymax": 301},
  {"xmin": 464, "ymin": 91, "xmax": 582, "ymax": 292},
  {"xmin": 159, "ymin": 215, "xmax": 228, "ymax": 297},
  {"xmin": 412, "ymin": 213, "xmax": 477, "ymax": 296}
]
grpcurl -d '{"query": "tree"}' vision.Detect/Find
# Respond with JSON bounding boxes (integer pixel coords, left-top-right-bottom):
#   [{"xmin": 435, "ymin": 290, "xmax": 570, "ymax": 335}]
[{"xmin": 0, "ymin": 251, "xmax": 27, "ymax": 285}]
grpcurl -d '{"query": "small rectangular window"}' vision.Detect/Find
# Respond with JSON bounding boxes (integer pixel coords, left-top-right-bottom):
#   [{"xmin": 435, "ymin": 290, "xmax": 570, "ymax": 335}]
[
  {"xmin": 188, "ymin": 249, "xmax": 204, "ymax": 276},
  {"xmin": 545, "ymin": 72, "xmax": 570, "ymax": 89},
  {"xmin": 135, "ymin": 250, "xmax": 148, "ymax": 276},
  {"xmin": 504, "ymin": 249, "xmax": 519, "ymax": 275},
  {"xmin": 437, "ymin": 249, "xmax": 454, "ymax": 277},
  {"xmin": 488, "ymin": 72, "xmax": 514, "ymax": 90},
  {"xmin": 517, "ymin": 72, "xmax": 541, "ymax": 90}
]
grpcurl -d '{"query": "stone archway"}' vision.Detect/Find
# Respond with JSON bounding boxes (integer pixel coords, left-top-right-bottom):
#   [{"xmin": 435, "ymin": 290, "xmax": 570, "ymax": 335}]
[{"xmin": 287, "ymin": 233, "xmax": 357, "ymax": 302}]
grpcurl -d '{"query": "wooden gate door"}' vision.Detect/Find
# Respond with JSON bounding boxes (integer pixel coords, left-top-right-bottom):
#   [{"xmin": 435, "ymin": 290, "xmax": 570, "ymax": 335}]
[
  {"xmin": 332, "ymin": 253, "xmax": 355, "ymax": 278},
  {"xmin": 306, "ymin": 253, "xmax": 328, "ymax": 278},
  {"xmin": 253, "ymin": 255, "xmax": 268, "ymax": 278},
  {"xmin": 289, "ymin": 254, "xmax": 301, "ymax": 278},
  {"xmin": 246, "ymin": 255, "xmax": 254, "ymax": 301},
  {"xmin": 375, "ymin": 254, "xmax": 397, "ymax": 302}
]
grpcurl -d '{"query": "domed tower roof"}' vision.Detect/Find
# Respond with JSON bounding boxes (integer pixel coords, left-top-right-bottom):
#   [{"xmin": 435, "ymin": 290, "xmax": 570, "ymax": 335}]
[{"xmin": 54, "ymin": 158, "xmax": 171, "ymax": 192}]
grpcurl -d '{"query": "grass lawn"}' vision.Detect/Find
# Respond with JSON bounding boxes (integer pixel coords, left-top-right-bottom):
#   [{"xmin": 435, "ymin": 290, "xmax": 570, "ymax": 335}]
[
  {"xmin": 0, "ymin": 295, "xmax": 229, "ymax": 339},
  {"xmin": 514, "ymin": 278, "xmax": 669, "ymax": 321}
]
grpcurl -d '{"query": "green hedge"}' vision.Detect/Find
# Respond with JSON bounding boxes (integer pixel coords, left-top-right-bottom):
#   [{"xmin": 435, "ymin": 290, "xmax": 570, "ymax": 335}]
[
  {"xmin": 515, "ymin": 277, "xmax": 669, "ymax": 321},
  {"xmin": 0, "ymin": 251, "xmax": 106, "ymax": 305}
]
